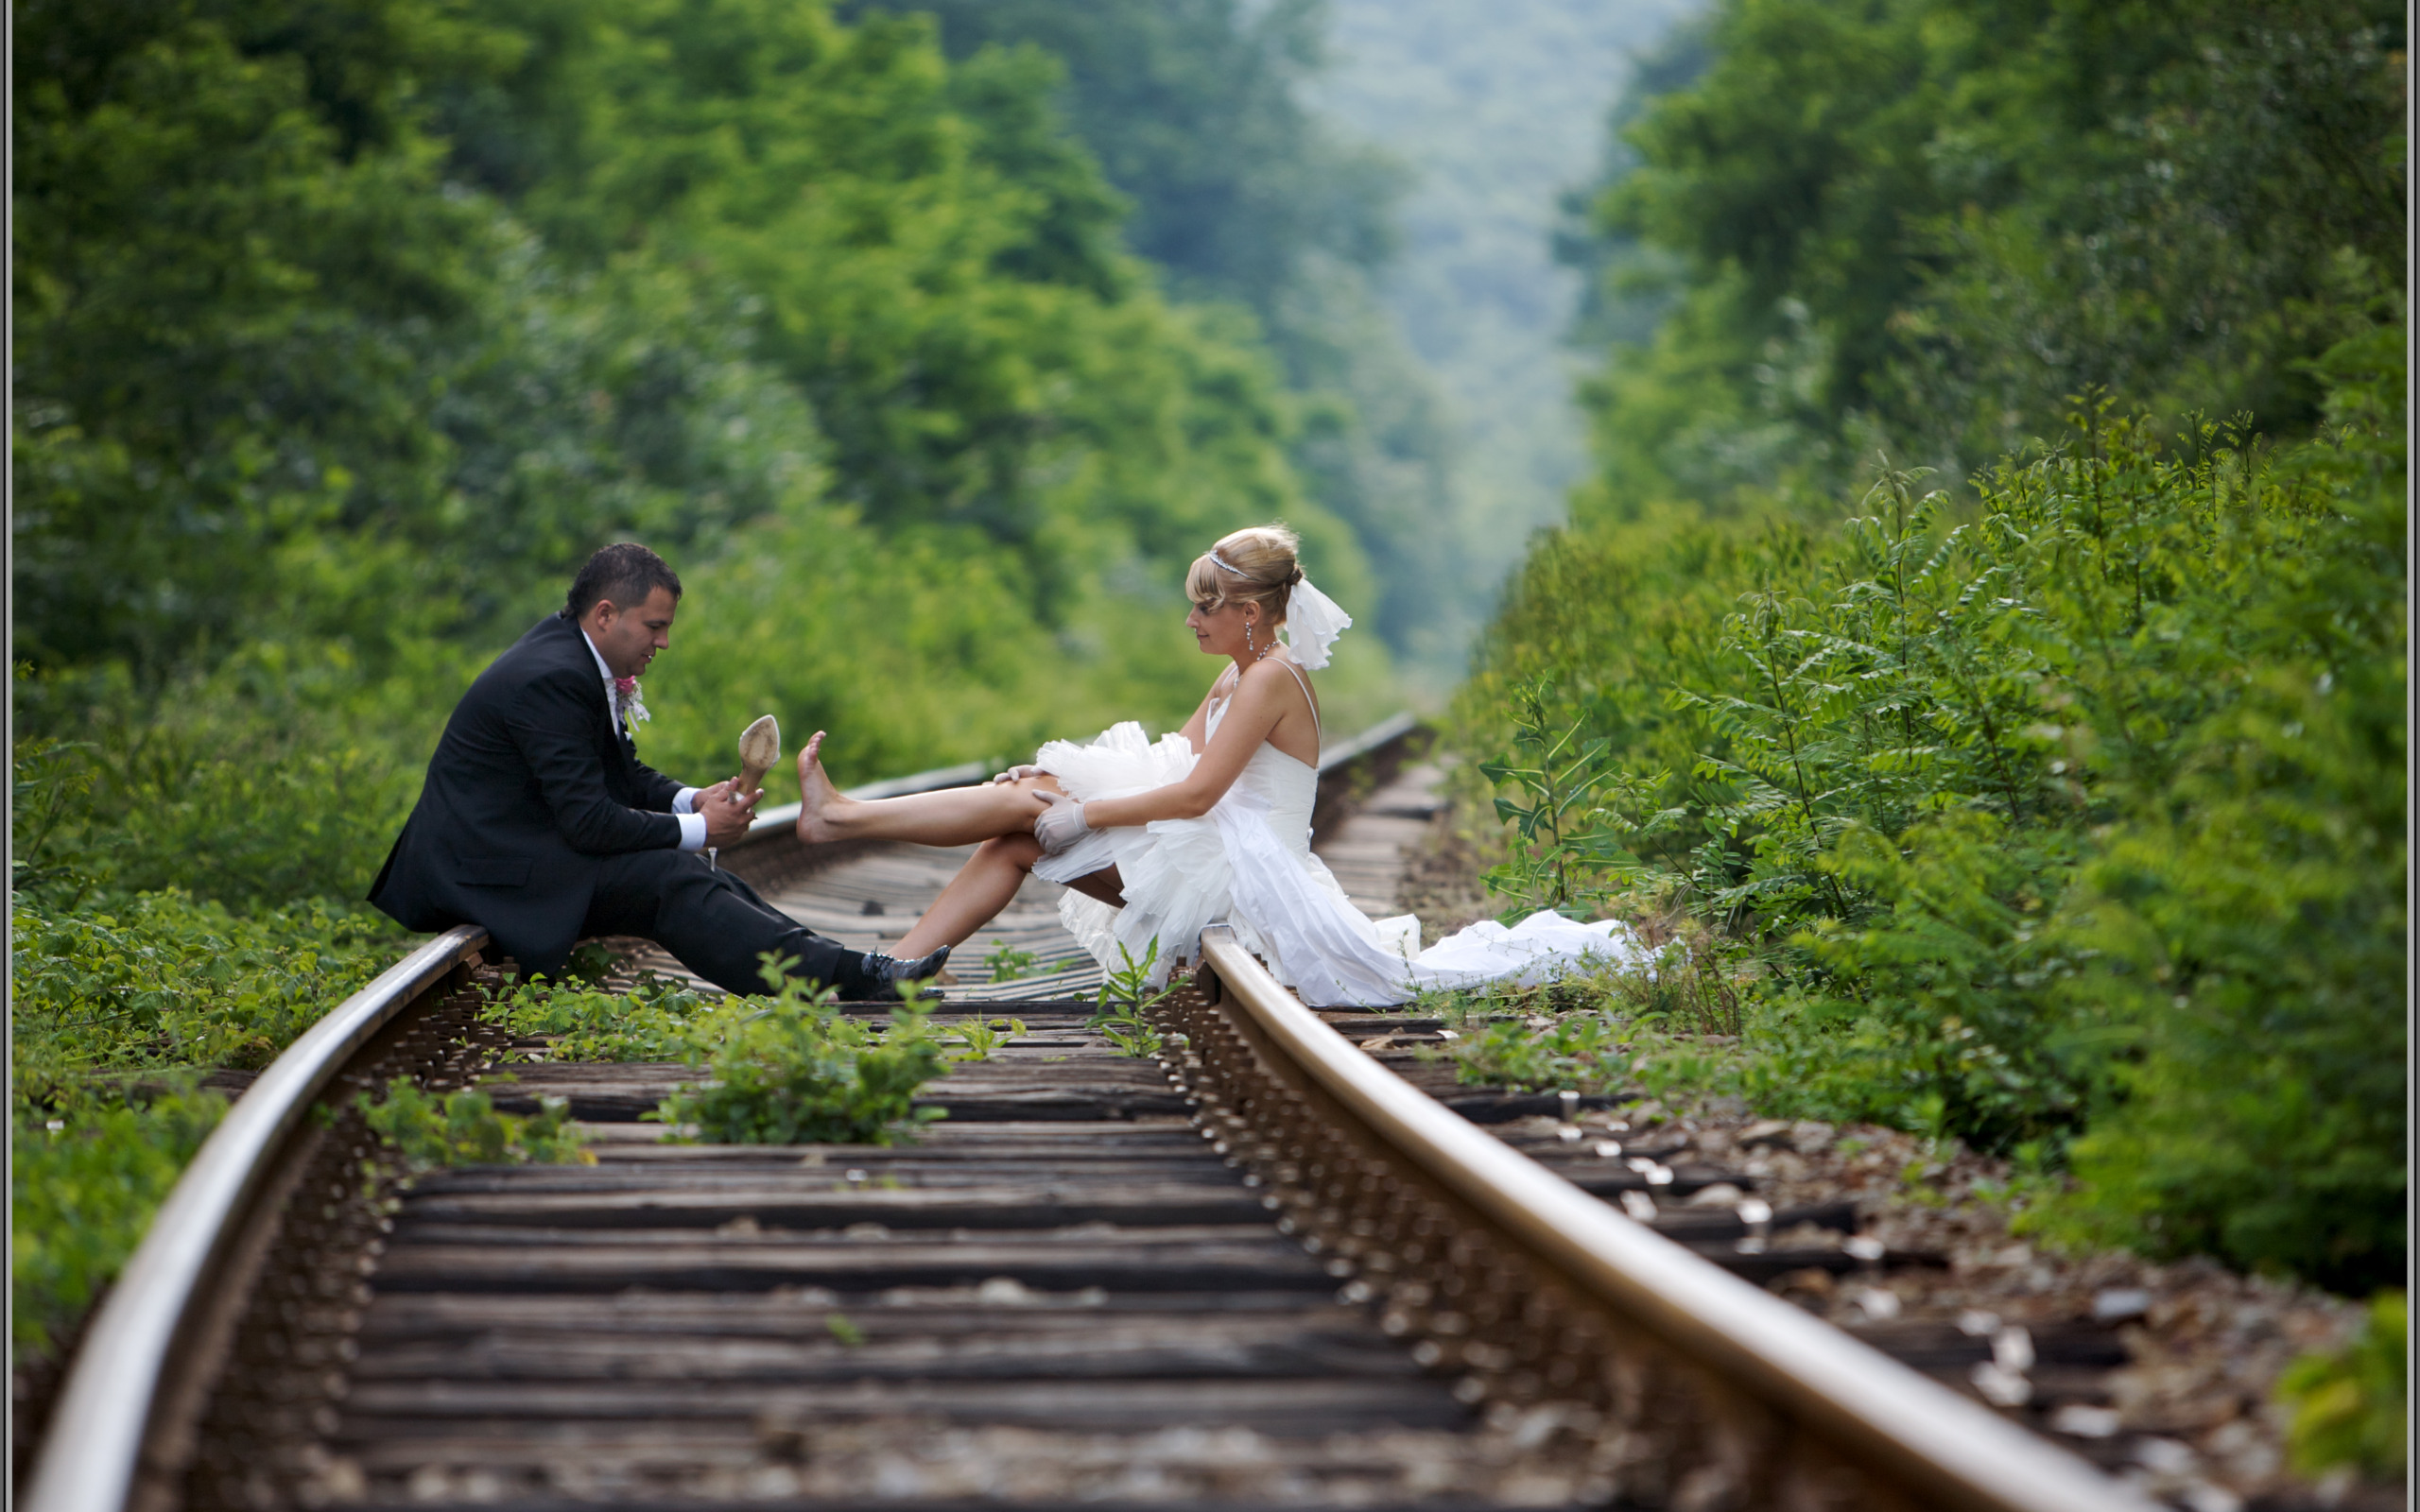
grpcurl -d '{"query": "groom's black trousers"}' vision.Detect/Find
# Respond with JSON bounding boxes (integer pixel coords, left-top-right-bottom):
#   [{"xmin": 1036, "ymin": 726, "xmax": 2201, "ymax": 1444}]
[{"xmin": 579, "ymin": 850, "xmax": 860, "ymax": 997}]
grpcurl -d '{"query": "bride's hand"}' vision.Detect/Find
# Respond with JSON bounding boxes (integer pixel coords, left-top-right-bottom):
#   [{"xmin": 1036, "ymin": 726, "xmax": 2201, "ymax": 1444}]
[
  {"xmin": 1032, "ymin": 791, "xmax": 1092, "ymax": 853},
  {"xmin": 991, "ymin": 764, "xmax": 1043, "ymax": 785}
]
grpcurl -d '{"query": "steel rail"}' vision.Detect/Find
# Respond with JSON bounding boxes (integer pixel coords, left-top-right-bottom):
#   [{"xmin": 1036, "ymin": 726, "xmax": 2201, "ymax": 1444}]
[
  {"xmin": 1194, "ymin": 926, "xmax": 2154, "ymax": 1512},
  {"xmin": 23, "ymin": 924, "xmax": 490, "ymax": 1512},
  {"xmin": 1315, "ymin": 710, "xmax": 1419, "ymax": 773},
  {"xmin": 18, "ymin": 756, "xmax": 1036, "ymax": 1512}
]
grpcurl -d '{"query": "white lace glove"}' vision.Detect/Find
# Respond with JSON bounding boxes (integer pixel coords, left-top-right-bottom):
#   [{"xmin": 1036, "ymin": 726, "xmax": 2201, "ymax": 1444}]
[
  {"xmin": 991, "ymin": 764, "xmax": 1043, "ymax": 785},
  {"xmin": 1032, "ymin": 791, "xmax": 1092, "ymax": 854}
]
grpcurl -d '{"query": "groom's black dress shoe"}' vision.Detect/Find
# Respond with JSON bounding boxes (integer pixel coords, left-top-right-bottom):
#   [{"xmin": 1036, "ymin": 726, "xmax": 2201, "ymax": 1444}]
[{"xmin": 838, "ymin": 943, "xmax": 951, "ymax": 1002}]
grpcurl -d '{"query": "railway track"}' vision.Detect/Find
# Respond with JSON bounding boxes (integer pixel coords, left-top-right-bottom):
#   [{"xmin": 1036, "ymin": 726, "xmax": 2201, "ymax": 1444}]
[{"xmin": 24, "ymin": 720, "xmax": 2155, "ymax": 1512}]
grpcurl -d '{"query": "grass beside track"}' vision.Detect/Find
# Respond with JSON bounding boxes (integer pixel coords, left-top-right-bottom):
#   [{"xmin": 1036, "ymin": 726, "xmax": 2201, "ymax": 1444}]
[{"xmin": 10, "ymin": 890, "xmax": 406, "ymax": 1366}]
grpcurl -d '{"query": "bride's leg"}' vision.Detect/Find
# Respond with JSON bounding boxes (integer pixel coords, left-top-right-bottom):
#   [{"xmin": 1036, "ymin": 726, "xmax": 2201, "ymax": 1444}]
[
  {"xmin": 796, "ymin": 732, "xmax": 1057, "ymax": 847},
  {"xmin": 893, "ymin": 851, "xmax": 1124, "ymax": 958},
  {"xmin": 893, "ymin": 833, "xmax": 1045, "ymax": 956}
]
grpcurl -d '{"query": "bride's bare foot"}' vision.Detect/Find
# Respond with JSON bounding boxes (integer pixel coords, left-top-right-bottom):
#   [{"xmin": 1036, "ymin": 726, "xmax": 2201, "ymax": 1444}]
[{"xmin": 795, "ymin": 730, "xmax": 849, "ymax": 843}]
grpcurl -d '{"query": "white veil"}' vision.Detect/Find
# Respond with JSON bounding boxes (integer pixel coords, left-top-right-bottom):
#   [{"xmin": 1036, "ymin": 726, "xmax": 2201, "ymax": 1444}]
[{"xmin": 1280, "ymin": 576, "xmax": 1352, "ymax": 669}]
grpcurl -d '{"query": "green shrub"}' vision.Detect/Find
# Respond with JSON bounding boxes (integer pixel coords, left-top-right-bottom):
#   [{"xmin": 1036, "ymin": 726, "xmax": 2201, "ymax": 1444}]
[
  {"xmin": 480, "ymin": 974, "xmax": 723, "ymax": 1063},
  {"xmin": 1448, "ymin": 1012, "xmax": 1640, "ymax": 1098},
  {"xmin": 2278, "ymin": 1292, "xmax": 2408, "ymax": 1481},
  {"xmin": 943, "ymin": 1017, "xmax": 1028, "ymax": 1062},
  {"xmin": 9, "ymin": 888, "xmax": 403, "ymax": 1087},
  {"xmin": 654, "ymin": 975, "xmax": 949, "ymax": 1145},
  {"xmin": 10, "ymin": 1087, "xmax": 227, "ymax": 1361},
  {"xmin": 10, "ymin": 679, "xmax": 437, "ymax": 916},
  {"xmin": 357, "ymin": 1078, "xmax": 593, "ymax": 1171},
  {"xmin": 1086, "ymin": 942, "xmax": 1172, "ymax": 1058},
  {"xmin": 1429, "ymin": 935, "xmax": 1748, "ymax": 1104},
  {"xmin": 8, "ymin": 881, "xmax": 406, "ymax": 1371},
  {"xmin": 2024, "ymin": 338, "xmax": 2406, "ymax": 1289},
  {"xmin": 1475, "ymin": 678, "xmax": 1644, "ymax": 918},
  {"xmin": 1461, "ymin": 328, "xmax": 2405, "ymax": 1285},
  {"xmin": 1758, "ymin": 815, "xmax": 2111, "ymax": 1149},
  {"xmin": 483, "ymin": 964, "xmax": 959, "ymax": 1141},
  {"xmin": 984, "ymin": 942, "xmax": 1039, "ymax": 982},
  {"xmin": 9, "ymin": 760, "xmax": 408, "ymax": 1370}
]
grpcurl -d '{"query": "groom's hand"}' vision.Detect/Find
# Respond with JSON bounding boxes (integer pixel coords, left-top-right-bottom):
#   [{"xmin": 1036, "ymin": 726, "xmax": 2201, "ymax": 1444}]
[{"xmin": 701, "ymin": 778, "xmax": 760, "ymax": 848}]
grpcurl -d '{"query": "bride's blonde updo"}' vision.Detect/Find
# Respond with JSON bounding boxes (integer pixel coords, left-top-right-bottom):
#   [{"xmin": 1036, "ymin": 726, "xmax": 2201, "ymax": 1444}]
[{"xmin": 1186, "ymin": 524, "xmax": 1304, "ymax": 624}]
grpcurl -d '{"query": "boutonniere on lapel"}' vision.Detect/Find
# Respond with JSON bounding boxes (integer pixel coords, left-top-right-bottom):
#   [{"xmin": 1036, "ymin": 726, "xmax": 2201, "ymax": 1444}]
[{"xmin": 612, "ymin": 676, "xmax": 650, "ymax": 738}]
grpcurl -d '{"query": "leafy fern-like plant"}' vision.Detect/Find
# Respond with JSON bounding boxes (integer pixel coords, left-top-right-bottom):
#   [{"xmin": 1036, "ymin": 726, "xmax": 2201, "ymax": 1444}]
[{"xmin": 1478, "ymin": 679, "xmax": 1635, "ymax": 916}]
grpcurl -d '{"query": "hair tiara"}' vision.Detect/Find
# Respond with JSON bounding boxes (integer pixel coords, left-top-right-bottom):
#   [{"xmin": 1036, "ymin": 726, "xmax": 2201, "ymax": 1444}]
[{"xmin": 1207, "ymin": 548, "xmax": 1303, "ymax": 586}]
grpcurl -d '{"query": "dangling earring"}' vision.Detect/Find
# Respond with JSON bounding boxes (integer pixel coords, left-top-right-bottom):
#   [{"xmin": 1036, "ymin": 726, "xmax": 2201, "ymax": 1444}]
[{"xmin": 1245, "ymin": 613, "xmax": 1270, "ymax": 662}]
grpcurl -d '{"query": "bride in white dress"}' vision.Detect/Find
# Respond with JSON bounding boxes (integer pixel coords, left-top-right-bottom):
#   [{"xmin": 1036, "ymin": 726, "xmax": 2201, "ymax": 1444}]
[{"xmin": 790, "ymin": 524, "xmax": 1643, "ymax": 1006}]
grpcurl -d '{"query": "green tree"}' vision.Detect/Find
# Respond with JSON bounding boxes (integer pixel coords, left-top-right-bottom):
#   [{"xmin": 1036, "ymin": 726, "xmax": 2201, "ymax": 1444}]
[
  {"xmin": 10, "ymin": 0, "xmax": 510, "ymax": 673},
  {"xmin": 420, "ymin": 0, "xmax": 1377, "ymax": 621},
  {"xmin": 12, "ymin": 0, "xmax": 1405, "ymax": 928},
  {"xmin": 1563, "ymin": 0, "xmax": 2405, "ymax": 518},
  {"xmin": 837, "ymin": 0, "xmax": 1481, "ymax": 667},
  {"xmin": 9, "ymin": 0, "xmax": 1404, "ymax": 1385}
]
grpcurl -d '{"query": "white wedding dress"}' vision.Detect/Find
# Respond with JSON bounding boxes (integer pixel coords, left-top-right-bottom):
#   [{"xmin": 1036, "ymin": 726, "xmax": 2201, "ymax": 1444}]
[{"xmin": 1029, "ymin": 666, "xmax": 1650, "ymax": 1008}]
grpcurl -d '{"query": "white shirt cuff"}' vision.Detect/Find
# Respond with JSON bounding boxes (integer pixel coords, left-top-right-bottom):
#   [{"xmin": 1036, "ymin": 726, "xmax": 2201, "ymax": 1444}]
[
  {"xmin": 676, "ymin": 812, "xmax": 708, "ymax": 852},
  {"xmin": 673, "ymin": 787, "xmax": 700, "ymax": 815}
]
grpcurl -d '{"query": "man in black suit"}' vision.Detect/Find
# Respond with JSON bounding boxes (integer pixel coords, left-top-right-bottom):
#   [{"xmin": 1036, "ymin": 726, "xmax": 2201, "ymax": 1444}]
[{"xmin": 371, "ymin": 543, "xmax": 948, "ymax": 998}]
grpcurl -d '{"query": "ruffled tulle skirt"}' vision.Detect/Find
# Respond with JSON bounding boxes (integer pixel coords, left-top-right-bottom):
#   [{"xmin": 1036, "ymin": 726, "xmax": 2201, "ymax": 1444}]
[{"xmin": 1027, "ymin": 722, "xmax": 1322, "ymax": 988}]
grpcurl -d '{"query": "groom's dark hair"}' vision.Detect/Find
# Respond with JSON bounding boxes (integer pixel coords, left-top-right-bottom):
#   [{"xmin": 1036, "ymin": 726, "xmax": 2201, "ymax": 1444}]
[{"xmin": 565, "ymin": 542, "xmax": 683, "ymax": 620}]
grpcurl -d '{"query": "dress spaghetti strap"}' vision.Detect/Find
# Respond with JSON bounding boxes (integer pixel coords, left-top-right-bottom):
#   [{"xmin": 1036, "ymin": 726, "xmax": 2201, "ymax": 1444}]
[
  {"xmin": 1203, "ymin": 659, "xmax": 1319, "ymax": 762},
  {"xmin": 1275, "ymin": 659, "xmax": 1321, "ymax": 741}
]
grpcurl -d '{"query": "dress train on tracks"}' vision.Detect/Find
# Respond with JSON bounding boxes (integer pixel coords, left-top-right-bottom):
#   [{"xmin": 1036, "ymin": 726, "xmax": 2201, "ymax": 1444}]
[{"xmin": 1028, "ymin": 714, "xmax": 1650, "ymax": 1008}]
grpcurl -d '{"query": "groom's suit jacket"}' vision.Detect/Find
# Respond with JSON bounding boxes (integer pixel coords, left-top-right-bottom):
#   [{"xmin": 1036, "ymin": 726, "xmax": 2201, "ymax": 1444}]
[{"xmin": 371, "ymin": 611, "xmax": 685, "ymax": 974}]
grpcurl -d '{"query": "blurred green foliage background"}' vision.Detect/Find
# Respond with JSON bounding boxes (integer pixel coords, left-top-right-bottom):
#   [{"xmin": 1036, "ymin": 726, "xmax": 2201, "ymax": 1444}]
[{"xmin": 1309, "ymin": 0, "xmax": 1699, "ymax": 673}]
